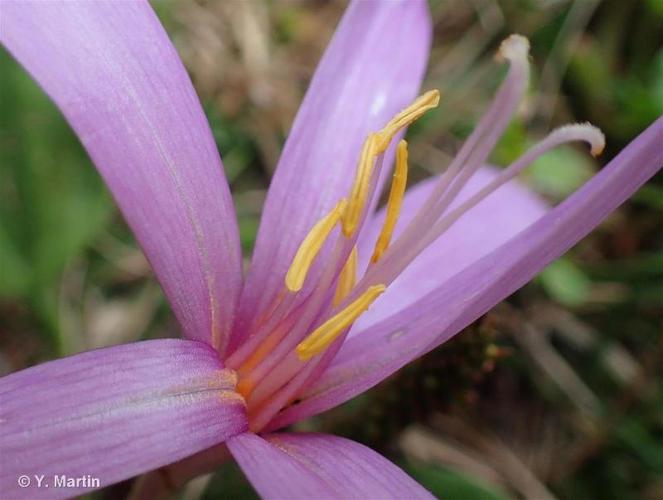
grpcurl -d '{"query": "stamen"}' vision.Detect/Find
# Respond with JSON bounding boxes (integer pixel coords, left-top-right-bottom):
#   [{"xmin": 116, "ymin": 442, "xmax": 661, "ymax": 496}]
[
  {"xmin": 342, "ymin": 134, "xmax": 378, "ymax": 237},
  {"xmin": 253, "ymin": 289, "xmax": 287, "ymax": 329},
  {"xmin": 237, "ymin": 316, "xmax": 296, "ymax": 377},
  {"xmin": 371, "ymin": 140, "xmax": 409, "ymax": 263},
  {"xmin": 285, "ymin": 198, "xmax": 347, "ymax": 292},
  {"xmin": 296, "ymin": 284, "xmax": 386, "ymax": 361},
  {"xmin": 333, "ymin": 246, "xmax": 358, "ymax": 306},
  {"xmin": 342, "ymin": 91, "xmax": 440, "ymax": 239},
  {"xmin": 374, "ymin": 90, "xmax": 440, "ymax": 153}
]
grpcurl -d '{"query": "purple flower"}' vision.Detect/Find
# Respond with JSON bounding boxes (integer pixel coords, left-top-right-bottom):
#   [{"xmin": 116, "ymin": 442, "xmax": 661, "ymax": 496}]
[{"xmin": 1, "ymin": 1, "xmax": 661, "ymax": 498}]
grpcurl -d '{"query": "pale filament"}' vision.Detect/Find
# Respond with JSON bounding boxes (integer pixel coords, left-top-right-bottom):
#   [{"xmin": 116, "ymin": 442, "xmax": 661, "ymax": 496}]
[
  {"xmin": 359, "ymin": 123, "xmax": 605, "ymax": 289},
  {"xmin": 371, "ymin": 35, "xmax": 531, "ymax": 278}
]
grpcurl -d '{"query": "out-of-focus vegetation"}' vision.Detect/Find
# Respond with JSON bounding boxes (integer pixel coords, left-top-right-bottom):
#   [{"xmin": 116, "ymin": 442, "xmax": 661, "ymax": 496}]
[{"xmin": 1, "ymin": 0, "xmax": 662, "ymax": 499}]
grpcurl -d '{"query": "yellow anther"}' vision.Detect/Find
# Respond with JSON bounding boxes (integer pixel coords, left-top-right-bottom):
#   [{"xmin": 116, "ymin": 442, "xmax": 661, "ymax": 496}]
[
  {"xmin": 333, "ymin": 246, "xmax": 358, "ymax": 306},
  {"xmin": 374, "ymin": 90, "xmax": 440, "ymax": 153},
  {"xmin": 342, "ymin": 134, "xmax": 378, "ymax": 237},
  {"xmin": 341, "ymin": 91, "xmax": 439, "ymax": 239},
  {"xmin": 371, "ymin": 140, "xmax": 409, "ymax": 263},
  {"xmin": 296, "ymin": 284, "xmax": 386, "ymax": 361},
  {"xmin": 285, "ymin": 198, "xmax": 347, "ymax": 292}
]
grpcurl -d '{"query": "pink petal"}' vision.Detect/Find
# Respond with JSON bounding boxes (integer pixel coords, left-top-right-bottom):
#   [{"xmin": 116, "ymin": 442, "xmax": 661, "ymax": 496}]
[
  {"xmin": 0, "ymin": 1, "xmax": 242, "ymax": 352},
  {"xmin": 270, "ymin": 116, "xmax": 663, "ymax": 429},
  {"xmin": 352, "ymin": 165, "xmax": 548, "ymax": 334},
  {"xmin": 0, "ymin": 340, "xmax": 247, "ymax": 497},
  {"xmin": 232, "ymin": 0, "xmax": 431, "ymax": 351},
  {"xmin": 227, "ymin": 432, "xmax": 433, "ymax": 499}
]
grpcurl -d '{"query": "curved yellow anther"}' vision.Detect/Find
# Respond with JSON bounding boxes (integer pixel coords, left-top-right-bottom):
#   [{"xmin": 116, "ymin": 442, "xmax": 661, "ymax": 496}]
[
  {"xmin": 341, "ymin": 91, "xmax": 440, "ymax": 239},
  {"xmin": 333, "ymin": 246, "xmax": 358, "ymax": 306},
  {"xmin": 342, "ymin": 134, "xmax": 378, "ymax": 237},
  {"xmin": 296, "ymin": 284, "xmax": 386, "ymax": 360},
  {"xmin": 374, "ymin": 90, "xmax": 440, "ymax": 153},
  {"xmin": 371, "ymin": 140, "xmax": 408, "ymax": 263},
  {"xmin": 285, "ymin": 198, "xmax": 347, "ymax": 292}
]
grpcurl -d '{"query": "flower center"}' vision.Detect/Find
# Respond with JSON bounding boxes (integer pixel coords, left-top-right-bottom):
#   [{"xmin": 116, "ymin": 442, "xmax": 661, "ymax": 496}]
[
  {"xmin": 226, "ymin": 35, "xmax": 604, "ymax": 433},
  {"xmin": 225, "ymin": 89, "xmax": 439, "ymax": 431}
]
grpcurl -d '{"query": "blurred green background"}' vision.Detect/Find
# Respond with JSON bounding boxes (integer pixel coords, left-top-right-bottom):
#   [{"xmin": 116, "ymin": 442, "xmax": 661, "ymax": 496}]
[{"xmin": 1, "ymin": 0, "xmax": 662, "ymax": 499}]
